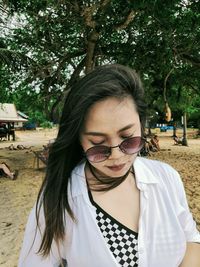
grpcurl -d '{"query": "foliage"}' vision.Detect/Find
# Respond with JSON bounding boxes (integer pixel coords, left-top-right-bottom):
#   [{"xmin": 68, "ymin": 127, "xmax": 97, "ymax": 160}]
[
  {"xmin": 40, "ymin": 121, "xmax": 53, "ymax": 129},
  {"xmin": 27, "ymin": 110, "xmax": 47, "ymax": 125},
  {"xmin": 0, "ymin": 0, "xmax": 199, "ymax": 127}
]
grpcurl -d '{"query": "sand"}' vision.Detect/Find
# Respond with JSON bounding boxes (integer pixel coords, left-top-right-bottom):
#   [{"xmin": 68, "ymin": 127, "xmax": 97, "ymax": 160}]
[{"xmin": 0, "ymin": 128, "xmax": 199, "ymax": 267}]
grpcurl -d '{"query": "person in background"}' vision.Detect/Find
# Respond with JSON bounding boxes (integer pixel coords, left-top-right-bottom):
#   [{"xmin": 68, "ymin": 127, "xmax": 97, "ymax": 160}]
[
  {"xmin": 19, "ymin": 64, "xmax": 200, "ymax": 267},
  {"xmin": 0, "ymin": 162, "xmax": 18, "ymax": 180},
  {"xmin": 149, "ymin": 134, "xmax": 160, "ymax": 151},
  {"xmin": 173, "ymin": 134, "xmax": 183, "ymax": 145}
]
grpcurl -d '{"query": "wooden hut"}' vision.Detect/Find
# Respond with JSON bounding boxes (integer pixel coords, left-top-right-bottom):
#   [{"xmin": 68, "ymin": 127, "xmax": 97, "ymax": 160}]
[{"xmin": 0, "ymin": 103, "xmax": 28, "ymax": 141}]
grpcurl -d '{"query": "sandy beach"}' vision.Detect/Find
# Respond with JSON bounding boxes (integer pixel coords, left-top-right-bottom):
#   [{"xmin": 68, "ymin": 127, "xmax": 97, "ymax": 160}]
[{"xmin": 0, "ymin": 128, "xmax": 199, "ymax": 267}]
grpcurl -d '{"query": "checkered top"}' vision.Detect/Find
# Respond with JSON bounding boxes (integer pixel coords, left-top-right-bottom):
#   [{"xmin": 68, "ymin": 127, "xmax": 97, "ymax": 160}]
[{"xmin": 88, "ymin": 190, "xmax": 139, "ymax": 267}]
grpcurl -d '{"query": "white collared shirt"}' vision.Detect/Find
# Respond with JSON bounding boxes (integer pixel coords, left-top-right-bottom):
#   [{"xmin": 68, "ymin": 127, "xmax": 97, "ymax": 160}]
[{"xmin": 18, "ymin": 157, "xmax": 200, "ymax": 267}]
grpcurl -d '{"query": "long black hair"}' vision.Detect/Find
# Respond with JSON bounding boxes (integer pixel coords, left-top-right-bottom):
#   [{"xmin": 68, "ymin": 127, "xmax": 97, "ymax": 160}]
[{"xmin": 36, "ymin": 64, "xmax": 147, "ymax": 256}]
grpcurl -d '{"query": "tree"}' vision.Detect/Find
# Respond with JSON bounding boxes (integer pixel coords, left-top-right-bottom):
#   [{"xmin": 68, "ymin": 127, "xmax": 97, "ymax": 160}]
[{"xmin": 0, "ymin": 0, "xmax": 199, "ymax": 127}]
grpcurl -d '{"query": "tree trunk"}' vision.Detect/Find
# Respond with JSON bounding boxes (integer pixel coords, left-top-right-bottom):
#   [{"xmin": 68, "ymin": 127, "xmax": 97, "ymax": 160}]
[
  {"xmin": 173, "ymin": 122, "xmax": 177, "ymax": 137},
  {"xmin": 148, "ymin": 127, "xmax": 152, "ymax": 136},
  {"xmin": 146, "ymin": 119, "xmax": 152, "ymax": 136},
  {"xmin": 49, "ymin": 93, "xmax": 63, "ymax": 123},
  {"xmin": 182, "ymin": 112, "xmax": 188, "ymax": 146},
  {"xmin": 85, "ymin": 30, "xmax": 100, "ymax": 74}
]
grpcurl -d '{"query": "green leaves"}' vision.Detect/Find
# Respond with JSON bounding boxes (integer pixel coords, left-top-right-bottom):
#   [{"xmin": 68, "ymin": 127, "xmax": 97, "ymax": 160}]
[{"xmin": 0, "ymin": 0, "xmax": 199, "ymax": 126}]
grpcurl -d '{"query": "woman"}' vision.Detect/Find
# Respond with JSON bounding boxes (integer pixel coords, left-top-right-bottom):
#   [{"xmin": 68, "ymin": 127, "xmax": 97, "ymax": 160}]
[{"xmin": 19, "ymin": 64, "xmax": 200, "ymax": 267}]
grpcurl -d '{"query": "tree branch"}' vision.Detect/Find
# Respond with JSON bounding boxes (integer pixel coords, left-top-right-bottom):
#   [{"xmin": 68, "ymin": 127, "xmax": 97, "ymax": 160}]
[
  {"xmin": 67, "ymin": 56, "xmax": 86, "ymax": 89},
  {"xmin": 181, "ymin": 53, "xmax": 200, "ymax": 67},
  {"xmin": 53, "ymin": 50, "xmax": 86, "ymax": 78},
  {"xmin": 81, "ymin": 5, "xmax": 98, "ymax": 28},
  {"xmin": 172, "ymin": 47, "xmax": 200, "ymax": 68},
  {"xmin": 114, "ymin": 10, "xmax": 137, "ymax": 30},
  {"xmin": 85, "ymin": 30, "xmax": 100, "ymax": 73},
  {"xmin": 163, "ymin": 68, "xmax": 173, "ymax": 102}
]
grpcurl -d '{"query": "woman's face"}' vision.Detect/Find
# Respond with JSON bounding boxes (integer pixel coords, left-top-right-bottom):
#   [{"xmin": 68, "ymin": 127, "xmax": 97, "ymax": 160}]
[{"xmin": 80, "ymin": 97, "xmax": 141, "ymax": 177}]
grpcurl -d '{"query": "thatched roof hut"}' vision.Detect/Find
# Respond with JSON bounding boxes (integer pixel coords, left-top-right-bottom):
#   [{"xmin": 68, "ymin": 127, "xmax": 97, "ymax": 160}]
[{"xmin": 0, "ymin": 103, "xmax": 28, "ymax": 123}]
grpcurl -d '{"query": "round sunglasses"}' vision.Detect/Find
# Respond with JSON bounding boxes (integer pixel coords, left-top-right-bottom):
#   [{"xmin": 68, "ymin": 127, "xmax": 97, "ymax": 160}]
[{"xmin": 85, "ymin": 136, "xmax": 144, "ymax": 163}]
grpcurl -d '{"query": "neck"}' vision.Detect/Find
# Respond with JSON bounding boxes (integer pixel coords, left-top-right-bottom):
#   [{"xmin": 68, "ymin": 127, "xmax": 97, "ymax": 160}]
[{"xmin": 85, "ymin": 161, "xmax": 134, "ymax": 192}]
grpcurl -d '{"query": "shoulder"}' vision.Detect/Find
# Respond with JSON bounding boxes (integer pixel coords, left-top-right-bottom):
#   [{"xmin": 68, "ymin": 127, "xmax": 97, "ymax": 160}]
[
  {"xmin": 135, "ymin": 157, "xmax": 188, "ymax": 213},
  {"xmin": 136, "ymin": 156, "xmax": 179, "ymax": 178}
]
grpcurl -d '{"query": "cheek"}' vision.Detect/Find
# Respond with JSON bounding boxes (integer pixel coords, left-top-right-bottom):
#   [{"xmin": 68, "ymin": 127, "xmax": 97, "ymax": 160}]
[
  {"xmin": 130, "ymin": 153, "xmax": 138, "ymax": 162},
  {"xmin": 118, "ymin": 153, "xmax": 137, "ymax": 167},
  {"xmin": 123, "ymin": 153, "xmax": 137, "ymax": 162}
]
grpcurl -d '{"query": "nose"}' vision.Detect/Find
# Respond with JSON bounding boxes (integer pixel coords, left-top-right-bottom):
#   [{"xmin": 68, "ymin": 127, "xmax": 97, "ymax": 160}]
[{"xmin": 109, "ymin": 146, "xmax": 123, "ymax": 160}]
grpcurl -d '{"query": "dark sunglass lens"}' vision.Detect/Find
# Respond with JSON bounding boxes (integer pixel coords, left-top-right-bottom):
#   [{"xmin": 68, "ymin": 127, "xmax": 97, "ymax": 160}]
[
  {"xmin": 86, "ymin": 146, "xmax": 110, "ymax": 162},
  {"xmin": 120, "ymin": 137, "xmax": 143, "ymax": 154}
]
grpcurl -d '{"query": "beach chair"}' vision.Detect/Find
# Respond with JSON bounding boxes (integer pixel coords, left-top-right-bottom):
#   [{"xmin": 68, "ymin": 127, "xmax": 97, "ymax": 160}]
[
  {"xmin": 33, "ymin": 141, "xmax": 54, "ymax": 169},
  {"xmin": 33, "ymin": 149, "xmax": 48, "ymax": 169}
]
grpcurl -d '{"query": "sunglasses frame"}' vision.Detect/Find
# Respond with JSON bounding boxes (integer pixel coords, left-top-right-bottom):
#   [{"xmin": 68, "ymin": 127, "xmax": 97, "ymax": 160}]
[{"xmin": 85, "ymin": 136, "xmax": 145, "ymax": 163}]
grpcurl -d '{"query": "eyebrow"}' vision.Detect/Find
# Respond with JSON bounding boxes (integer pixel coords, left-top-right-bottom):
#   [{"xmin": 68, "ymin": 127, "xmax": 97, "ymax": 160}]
[{"xmin": 84, "ymin": 124, "xmax": 135, "ymax": 136}]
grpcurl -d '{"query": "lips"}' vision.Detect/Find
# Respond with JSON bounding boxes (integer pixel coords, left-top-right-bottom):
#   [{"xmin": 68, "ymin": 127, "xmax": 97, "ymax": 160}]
[{"xmin": 107, "ymin": 164, "xmax": 126, "ymax": 172}]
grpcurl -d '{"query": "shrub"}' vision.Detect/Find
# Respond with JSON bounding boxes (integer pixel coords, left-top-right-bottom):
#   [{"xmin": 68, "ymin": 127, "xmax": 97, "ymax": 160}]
[{"xmin": 40, "ymin": 121, "xmax": 53, "ymax": 129}]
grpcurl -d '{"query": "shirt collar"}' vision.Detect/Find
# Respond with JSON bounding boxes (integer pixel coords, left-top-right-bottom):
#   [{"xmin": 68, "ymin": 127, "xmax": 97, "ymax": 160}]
[{"xmin": 134, "ymin": 157, "xmax": 159, "ymax": 185}]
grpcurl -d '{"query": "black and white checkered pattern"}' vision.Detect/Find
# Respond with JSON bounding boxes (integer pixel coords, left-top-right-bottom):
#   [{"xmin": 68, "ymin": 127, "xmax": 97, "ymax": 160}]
[
  {"xmin": 88, "ymin": 189, "xmax": 139, "ymax": 266},
  {"xmin": 96, "ymin": 209, "xmax": 139, "ymax": 267}
]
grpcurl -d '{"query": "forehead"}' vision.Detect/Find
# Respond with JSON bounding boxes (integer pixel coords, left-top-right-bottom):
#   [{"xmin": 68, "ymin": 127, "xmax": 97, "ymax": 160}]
[{"xmin": 83, "ymin": 97, "xmax": 140, "ymax": 133}]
